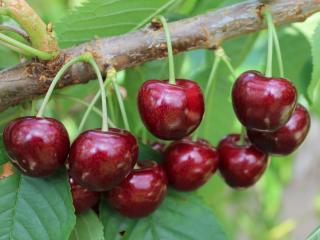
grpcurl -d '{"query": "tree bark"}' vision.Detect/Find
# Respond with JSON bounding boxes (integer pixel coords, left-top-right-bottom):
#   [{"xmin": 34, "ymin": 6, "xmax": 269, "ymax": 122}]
[{"xmin": 0, "ymin": 0, "xmax": 319, "ymax": 112}]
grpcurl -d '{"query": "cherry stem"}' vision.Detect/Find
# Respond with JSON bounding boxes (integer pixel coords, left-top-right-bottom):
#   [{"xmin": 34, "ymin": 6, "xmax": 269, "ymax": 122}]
[
  {"xmin": 264, "ymin": 10, "xmax": 274, "ymax": 78},
  {"xmin": 54, "ymin": 93, "xmax": 116, "ymax": 128},
  {"xmin": 0, "ymin": 24, "xmax": 30, "ymax": 42},
  {"xmin": 219, "ymin": 48, "xmax": 237, "ymax": 78},
  {"xmin": 192, "ymin": 50, "xmax": 221, "ymax": 141},
  {"xmin": 0, "ymin": 32, "xmax": 57, "ymax": 60},
  {"xmin": 36, "ymin": 55, "xmax": 90, "ymax": 118},
  {"xmin": 110, "ymin": 68, "xmax": 130, "ymax": 131},
  {"xmin": 239, "ymin": 126, "xmax": 246, "ymax": 145},
  {"xmin": 265, "ymin": 10, "xmax": 284, "ymax": 78},
  {"xmin": 158, "ymin": 15, "xmax": 176, "ymax": 84}
]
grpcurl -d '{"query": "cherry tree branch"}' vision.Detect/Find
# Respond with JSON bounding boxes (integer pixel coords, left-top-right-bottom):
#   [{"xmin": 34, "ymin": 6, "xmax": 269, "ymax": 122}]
[{"xmin": 0, "ymin": 0, "xmax": 319, "ymax": 112}]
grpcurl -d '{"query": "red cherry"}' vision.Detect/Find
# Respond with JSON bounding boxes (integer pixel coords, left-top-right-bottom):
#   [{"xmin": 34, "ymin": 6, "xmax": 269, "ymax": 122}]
[
  {"xmin": 138, "ymin": 79, "xmax": 204, "ymax": 140},
  {"xmin": 106, "ymin": 160, "xmax": 167, "ymax": 218},
  {"xmin": 164, "ymin": 138, "xmax": 219, "ymax": 191},
  {"xmin": 3, "ymin": 117, "xmax": 70, "ymax": 177},
  {"xmin": 68, "ymin": 128, "xmax": 138, "ymax": 191},
  {"xmin": 232, "ymin": 71, "xmax": 297, "ymax": 131},
  {"xmin": 247, "ymin": 104, "xmax": 310, "ymax": 155},
  {"xmin": 218, "ymin": 134, "xmax": 269, "ymax": 188},
  {"xmin": 148, "ymin": 140, "xmax": 166, "ymax": 153},
  {"xmin": 70, "ymin": 177, "xmax": 100, "ymax": 214}
]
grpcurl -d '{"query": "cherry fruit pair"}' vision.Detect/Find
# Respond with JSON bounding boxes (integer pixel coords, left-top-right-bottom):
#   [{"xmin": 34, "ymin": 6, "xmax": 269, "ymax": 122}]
[
  {"xmin": 217, "ymin": 71, "xmax": 310, "ymax": 188},
  {"xmin": 232, "ymin": 70, "xmax": 310, "ymax": 155}
]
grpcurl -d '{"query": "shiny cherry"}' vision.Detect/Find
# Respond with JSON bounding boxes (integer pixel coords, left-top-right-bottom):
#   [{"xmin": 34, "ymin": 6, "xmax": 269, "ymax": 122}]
[
  {"xmin": 218, "ymin": 134, "xmax": 269, "ymax": 188},
  {"xmin": 70, "ymin": 177, "xmax": 100, "ymax": 214},
  {"xmin": 247, "ymin": 104, "xmax": 310, "ymax": 155},
  {"xmin": 3, "ymin": 117, "xmax": 70, "ymax": 177},
  {"xmin": 106, "ymin": 160, "xmax": 167, "ymax": 218},
  {"xmin": 232, "ymin": 71, "xmax": 297, "ymax": 131},
  {"xmin": 138, "ymin": 79, "xmax": 204, "ymax": 140},
  {"xmin": 148, "ymin": 140, "xmax": 166, "ymax": 153},
  {"xmin": 164, "ymin": 138, "xmax": 219, "ymax": 191},
  {"xmin": 68, "ymin": 128, "xmax": 138, "ymax": 191}
]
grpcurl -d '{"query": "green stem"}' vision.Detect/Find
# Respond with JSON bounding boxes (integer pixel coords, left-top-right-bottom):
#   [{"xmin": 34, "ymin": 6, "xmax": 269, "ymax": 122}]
[
  {"xmin": 159, "ymin": 16, "xmax": 176, "ymax": 84},
  {"xmin": 192, "ymin": 53, "xmax": 221, "ymax": 141},
  {"xmin": 218, "ymin": 48, "xmax": 237, "ymax": 78},
  {"xmin": 54, "ymin": 93, "xmax": 116, "ymax": 128},
  {"xmin": 1, "ymin": 0, "xmax": 59, "ymax": 53},
  {"xmin": 77, "ymin": 74, "xmax": 112, "ymax": 133},
  {"xmin": 0, "ymin": 38, "xmax": 30, "ymax": 55},
  {"xmin": 111, "ymin": 69, "xmax": 130, "ymax": 131},
  {"xmin": 265, "ymin": 10, "xmax": 284, "ymax": 78},
  {"xmin": 0, "ymin": 32, "xmax": 56, "ymax": 60},
  {"xmin": 107, "ymin": 90, "xmax": 116, "ymax": 124},
  {"xmin": 265, "ymin": 10, "xmax": 274, "ymax": 77},
  {"xmin": 36, "ymin": 55, "xmax": 90, "ymax": 118},
  {"xmin": 239, "ymin": 126, "xmax": 246, "ymax": 145},
  {"xmin": 0, "ymin": 24, "xmax": 30, "ymax": 42},
  {"xmin": 30, "ymin": 100, "xmax": 36, "ymax": 115},
  {"xmin": 86, "ymin": 57, "xmax": 108, "ymax": 132}
]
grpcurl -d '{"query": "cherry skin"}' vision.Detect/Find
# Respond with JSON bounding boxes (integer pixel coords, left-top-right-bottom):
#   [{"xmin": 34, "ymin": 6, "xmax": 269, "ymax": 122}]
[
  {"xmin": 138, "ymin": 79, "xmax": 204, "ymax": 140},
  {"xmin": 247, "ymin": 104, "xmax": 310, "ymax": 155},
  {"xmin": 218, "ymin": 134, "xmax": 269, "ymax": 188},
  {"xmin": 148, "ymin": 140, "xmax": 166, "ymax": 153},
  {"xmin": 3, "ymin": 117, "xmax": 70, "ymax": 177},
  {"xmin": 164, "ymin": 138, "xmax": 219, "ymax": 191},
  {"xmin": 106, "ymin": 160, "xmax": 167, "ymax": 218},
  {"xmin": 68, "ymin": 128, "xmax": 138, "ymax": 192},
  {"xmin": 70, "ymin": 177, "xmax": 100, "ymax": 214},
  {"xmin": 232, "ymin": 71, "xmax": 297, "ymax": 131}
]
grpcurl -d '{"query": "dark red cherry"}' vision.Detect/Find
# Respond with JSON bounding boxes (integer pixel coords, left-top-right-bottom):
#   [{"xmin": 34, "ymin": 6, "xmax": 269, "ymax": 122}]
[
  {"xmin": 70, "ymin": 177, "xmax": 100, "ymax": 214},
  {"xmin": 138, "ymin": 79, "xmax": 204, "ymax": 140},
  {"xmin": 218, "ymin": 134, "xmax": 269, "ymax": 188},
  {"xmin": 164, "ymin": 138, "xmax": 219, "ymax": 191},
  {"xmin": 106, "ymin": 160, "xmax": 167, "ymax": 218},
  {"xmin": 247, "ymin": 104, "xmax": 310, "ymax": 155},
  {"xmin": 232, "ymin": 71, "xmax": 297, "ymax": 131},
  {"xmin": 3, "ymin": 117, "xmax": 70, "ymax": 177},
  {"xmin": 68, "ymin": 128, "xmax": 138, "ymax": 191},
  {"xmin": 148, "ymin": 140, "xmax": 166, "ymax": 153}
]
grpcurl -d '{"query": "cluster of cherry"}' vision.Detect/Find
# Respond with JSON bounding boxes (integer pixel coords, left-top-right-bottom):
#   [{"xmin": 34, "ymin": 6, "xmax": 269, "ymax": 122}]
[{"xmin": 2, "ymin": 69, "xmax": 310, "ymax": 218}]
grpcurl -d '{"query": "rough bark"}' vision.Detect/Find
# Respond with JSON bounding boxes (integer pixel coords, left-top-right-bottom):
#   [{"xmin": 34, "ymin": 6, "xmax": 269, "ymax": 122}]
[{"xmin": 0, "ymin": 0, "xmax": 319, "ymax": 112}]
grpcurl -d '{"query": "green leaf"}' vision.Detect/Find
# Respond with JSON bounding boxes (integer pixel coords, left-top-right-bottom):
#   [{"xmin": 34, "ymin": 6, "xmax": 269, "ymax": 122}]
[
  {"xmin": 308, "ymin": 24, "xmax": 320, "ymax": 105},
  {"xmin": 70, "ymin": 210, "xmax": 104, "ymax": 240},
  {"xmin": 307, "ymin": 226, "xmax": 320, "ymax": 240},
  {"xmin": 100, "ymin": 190, "xmax": 225, "ymax": 240},
  {"xmin": 100, "ymin": 145, "xmax": 226, "ymax": 240},
  {"xmin": 0, "ymin": 138, "xmax": 9, "ymax": 165},
  {"xmin": 0, "ymin": 170, "xmax": 76, "ymax": 240},
  {"xmin": 55, "ymin": 0, "xmax": 176, "ymax": 48}
]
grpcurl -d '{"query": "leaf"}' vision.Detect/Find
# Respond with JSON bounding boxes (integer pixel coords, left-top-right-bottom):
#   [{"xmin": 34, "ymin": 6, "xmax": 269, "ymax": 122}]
[
  {"xmin": 308, "ymin": 24, "xmax": 320, "ymax": 105},
  {"xmin": 100, "ymin": 145, "xmax": 226, "ymax": 240},
  {"xmin": 0, "ymin": 138, "xmax": 9, "ymax": 165},
  {"xmin": 70, "ymin": 210, "xmax": 104, "ymax": 240},
  {"xmin": 100, "ymin": 190, "xmax": 225, "ymax": 240},
  {"xmin": 55, "ymin": 0, "xmax": 176, "ymax": 48},
  {"xmin": 0, "ymin": 169, "xmax": 76, "ymax": 240},
  {"xmin": 307, "ymin": 226, "xmax": 320, "ymax": 240}
]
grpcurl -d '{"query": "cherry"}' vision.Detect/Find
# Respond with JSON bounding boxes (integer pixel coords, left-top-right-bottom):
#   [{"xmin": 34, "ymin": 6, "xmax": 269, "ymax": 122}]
[
  {"xmin": 3, "ymin": 117, "xmax": 70, "ymax": 177},
  {"xmin": 218, "ymin": 134, "xmax": 269, "ymax": 188},
  {"xmin": 232, "ymin": 71, "xmax": 297, "ymax": 131},
  {"xmin": 247, "ymin": 104, "xmax": 310, "ymax": 155},
  {"xmin": 148, "ymin": 140, "xmax": 166, "ymax": 153},
  {"xmin": 164, "ymin": 138, "xmax": 219, "ymax": 191},
  {"xmin": 68, "ymin": 128, "xmax": 138, "ymax": 192},
  {"xmin": 70, "ymin": 177, "xmax": 100, "ymax": 214},
  {"xmin": 138, "ymin": 79, "xmax": 204, "ymax": 140},
  {"xmin": 106, "ymin": 160, "xmax": 167, "ymax": 218}
]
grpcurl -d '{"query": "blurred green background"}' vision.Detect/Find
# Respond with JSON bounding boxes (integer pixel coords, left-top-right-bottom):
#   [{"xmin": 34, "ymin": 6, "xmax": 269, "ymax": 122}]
[{"xmin": 1, "ymin": 0, "xmax": 320, "ymax": 239}]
